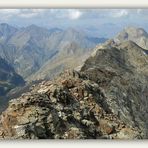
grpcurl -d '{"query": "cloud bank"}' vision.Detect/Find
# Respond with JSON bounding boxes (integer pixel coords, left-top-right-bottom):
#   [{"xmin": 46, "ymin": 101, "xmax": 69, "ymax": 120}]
[{"xmin": 0, "ymin": 9, "xmax": 148, "ymax": 37}]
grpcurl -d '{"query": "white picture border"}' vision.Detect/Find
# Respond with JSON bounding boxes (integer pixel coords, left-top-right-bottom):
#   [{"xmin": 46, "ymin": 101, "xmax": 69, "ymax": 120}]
[
  {"xmin": 0, "ymin": 0, "xmax": 147, "ymax": 8},
  {"xmin": 0, "ymin": 0, "xmax": 148, "ymax": 148}
]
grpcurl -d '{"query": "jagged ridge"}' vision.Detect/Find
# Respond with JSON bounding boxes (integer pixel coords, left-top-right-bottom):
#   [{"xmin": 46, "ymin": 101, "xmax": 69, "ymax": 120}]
[{"xmin": 0, "ymin": 40, "xmax": 147, "ymax": 139}]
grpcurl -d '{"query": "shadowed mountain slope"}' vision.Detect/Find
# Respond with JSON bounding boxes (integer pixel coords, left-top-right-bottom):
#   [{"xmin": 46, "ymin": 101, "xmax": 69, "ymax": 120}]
[{"xmin": 0, "ymin": 57, "xmax": 25, "ymax": 112}]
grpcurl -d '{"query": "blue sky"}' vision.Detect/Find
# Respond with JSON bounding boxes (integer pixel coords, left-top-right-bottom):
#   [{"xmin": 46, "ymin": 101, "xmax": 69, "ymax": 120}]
[{"xmin": 0, "ymin": 9, "xmax": 148, "ymax": 37}]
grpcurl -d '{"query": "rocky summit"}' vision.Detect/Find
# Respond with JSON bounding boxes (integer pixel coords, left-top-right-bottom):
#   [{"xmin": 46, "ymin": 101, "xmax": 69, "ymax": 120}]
[
  {"xmin": 114, "ymin": 26, "xmax": 148, "ymax": 50},
  {"xmin": 0, "ymin": 40, "xmax": 147, "ymax": 139}
]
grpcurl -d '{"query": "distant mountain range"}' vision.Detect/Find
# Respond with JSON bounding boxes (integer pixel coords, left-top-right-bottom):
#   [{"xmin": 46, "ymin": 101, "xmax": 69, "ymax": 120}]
[
  {"xmin": 1, "ymin": 24, "xmax": 147, "ymax": 84},
  {"xmin": 27, "ymin": 26, "xmax": 148, "ymax": 81},
  {"xmin": 0, "ymin": 23, "xmax": 107, "ymax": 81},
  {"xmin": 0, "ymin": 23, "xmax": 107, "ymax": 103}
]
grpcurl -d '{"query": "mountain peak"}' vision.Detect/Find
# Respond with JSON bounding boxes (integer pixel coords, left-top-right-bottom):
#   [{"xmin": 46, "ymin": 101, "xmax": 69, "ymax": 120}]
[
  {"xmin": 64, "ymin": 28, "xmax": 84, "ymax": 36},
  {"xmin": 0, "ymin": 23, "xmax": 17, "ymax": 39},
  {"xmin": 25, "ymin": 24, "xmax": 46, "ymax": 31},
  {"xmin": 0, "ymin": 23, "xmax": 17, "ymax": 30},
  {"xmin": 83, "ymin": 39, "xmax": 147, "ymax": 75},
  {"xmin": 114, "ymin": 26, "xmax": 148, "ymax": 50},
  {"xmin": 49, "ymin": 27, "xmax": 62, "ymax": 33},
  {"xmin": 0, "ymin": 23, "xmax": 12, "ymax": 27},
  {"xmin": 123, "ymin": 26, "xmax": 148, "ymax": 36}
]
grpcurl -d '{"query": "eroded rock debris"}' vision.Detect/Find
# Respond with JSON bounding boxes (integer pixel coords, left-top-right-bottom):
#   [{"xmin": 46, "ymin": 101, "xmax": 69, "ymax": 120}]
[{"xmin": 0, "ymin": 70, "xmax": 141, "ymax": 139}]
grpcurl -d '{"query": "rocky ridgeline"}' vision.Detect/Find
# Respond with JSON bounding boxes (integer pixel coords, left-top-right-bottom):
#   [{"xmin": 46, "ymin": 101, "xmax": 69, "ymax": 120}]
[
  {"xmin": 0, "ymin": 40, "xmax": 147, "ymax": 139},
  {"xmin": 0, "ymin": 70, "xmax": 141, "ymax": 139}
]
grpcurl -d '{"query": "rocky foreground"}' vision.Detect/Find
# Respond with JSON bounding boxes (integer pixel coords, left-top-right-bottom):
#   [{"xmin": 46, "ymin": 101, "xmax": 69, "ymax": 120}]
[
  {"xmin": 0, "ymin": 40, "xmax": 147, "ymax": 139},
  {"xmin": 0, "ymin": 70, "xmax": 141, "ymax": 139}
]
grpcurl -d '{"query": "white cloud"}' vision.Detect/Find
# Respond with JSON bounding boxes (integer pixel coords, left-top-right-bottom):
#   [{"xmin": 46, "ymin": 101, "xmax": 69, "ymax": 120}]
[
  {"xmin": 0, "ymin": 9, "xmax": 21, "ymax": 21},
  {"xmin": 0, "ymin": 9, "xmax": 147, "ymax": 26},
  {"xmin": 137, "ymin": 9, "xmax": 142, "ymax": 14},
  {"xmin": 0, "ymin": 9, "xmax": 46, "ymax": 19},
  {"xmin": 0, "ymin": 9, "xmax": 20, "ymax": 14},
  {"xmin": 18, "ymin": 9, "xmax": 46, "ymax": 18},
  {"xmin": 136, "ymin": 9, "xmax": 148, "ymax": 17},
  {"xmin": 112, "ymin": 10, "xmax": 129, "ymax": 18},
  {"xmin": 19, "ymin": 13, "xmax": 38, "ymax": 18},
  {"xmin": 50, "ymin": 9, "xmax": 59, "ymax": 13},
  {"xmin": 31, "ymin": 9, "xmax": 46, "ymax": 13},
  {"xmin": 68, "ymin": 10, "xmax": 82, "ymax": 20},
  {"xmin": 47, "ymin": 9, "xmax": 83, "ymax": 20}
]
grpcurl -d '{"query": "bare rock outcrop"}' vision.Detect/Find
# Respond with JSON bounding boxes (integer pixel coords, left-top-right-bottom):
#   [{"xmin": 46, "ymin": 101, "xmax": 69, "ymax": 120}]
[{"xmin": 0, "ymin": 70, "xmax": 141, "ymax": 139}]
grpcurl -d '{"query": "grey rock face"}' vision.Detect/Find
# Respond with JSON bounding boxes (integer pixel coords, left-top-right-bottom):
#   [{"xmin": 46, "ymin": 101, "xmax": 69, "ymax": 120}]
[{"xmin": 81, "ymin": 40, "xmax": 148, "ymax": 137}]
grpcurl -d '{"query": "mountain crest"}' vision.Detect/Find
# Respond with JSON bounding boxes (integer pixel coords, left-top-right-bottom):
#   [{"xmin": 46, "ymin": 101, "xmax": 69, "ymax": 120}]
[{"xmin": 114, "ymin": 26, "xmax": 148, "ymax": 50}]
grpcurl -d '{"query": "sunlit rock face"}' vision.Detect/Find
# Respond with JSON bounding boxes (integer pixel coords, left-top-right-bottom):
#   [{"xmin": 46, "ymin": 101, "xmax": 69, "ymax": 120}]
[{"xmin": 114, "ymin": 26, "xmax": 148, "ymax": 50}]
